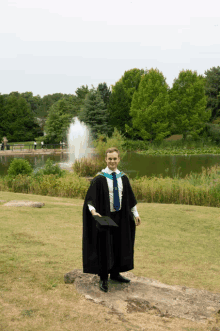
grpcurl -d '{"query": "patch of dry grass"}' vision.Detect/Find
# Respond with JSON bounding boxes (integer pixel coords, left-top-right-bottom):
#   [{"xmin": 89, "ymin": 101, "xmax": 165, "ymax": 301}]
[{"xmin": 0, "ymin": 191, "xmax": 220, "ymax": 330}]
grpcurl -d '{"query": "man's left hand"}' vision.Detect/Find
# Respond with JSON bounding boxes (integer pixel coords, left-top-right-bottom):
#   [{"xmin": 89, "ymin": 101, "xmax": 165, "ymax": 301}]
[{"xmin": 135, "ymin": 216, "xmax": 141, "ymax": 226}]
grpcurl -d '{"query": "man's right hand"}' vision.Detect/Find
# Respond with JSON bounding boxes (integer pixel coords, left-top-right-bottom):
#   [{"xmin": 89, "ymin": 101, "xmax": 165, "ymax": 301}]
[{"xmin": 91, "ymin": 211, "xmax": 102, "ymax": 217}]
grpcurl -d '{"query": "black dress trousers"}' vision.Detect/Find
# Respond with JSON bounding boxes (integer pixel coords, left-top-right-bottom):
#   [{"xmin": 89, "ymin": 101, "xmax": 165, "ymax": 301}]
[{"xmin": 98, "ymin": 210, "xmax": 122, "ymax": 281}]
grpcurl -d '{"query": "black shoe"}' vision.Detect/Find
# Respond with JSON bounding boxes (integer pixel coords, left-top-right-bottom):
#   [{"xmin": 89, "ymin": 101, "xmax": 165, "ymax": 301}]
[
  {"xmin": 100, "ymin": 280, "xmax": 108, "ymax": 292},
  {"xmin": 110, "ymin": 274, "xmax": 130, "ymax": 283}
]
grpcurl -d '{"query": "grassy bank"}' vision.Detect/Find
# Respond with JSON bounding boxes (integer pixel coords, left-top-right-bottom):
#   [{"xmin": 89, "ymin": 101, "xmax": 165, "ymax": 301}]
[
  {"xmin": 123, "ymin": 135, "xmax": 220, "ymax": 155},
  {"xmin": 0, "ymin": 191, "xmax": 220, "ymax": 331},
  {"xmin": 6, "ymin": 135, "xmax": 220, "ymax": 155}
]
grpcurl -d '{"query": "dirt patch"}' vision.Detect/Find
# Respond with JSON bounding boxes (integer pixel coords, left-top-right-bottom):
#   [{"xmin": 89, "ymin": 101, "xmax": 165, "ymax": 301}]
[
  {"xmin": 164, "ymin": 134, "xmax": 183, "ymax": 141},
  {"xmin": 64, "ymin": 269, "xmax": 220, "ymax": 323},
  {"xmin": 3, "ymin": 200, "xmax": 45, "ymax": 207},
  {"xmin": 49, "ymin": 202, "xmax": 83, "ymax": 207}
]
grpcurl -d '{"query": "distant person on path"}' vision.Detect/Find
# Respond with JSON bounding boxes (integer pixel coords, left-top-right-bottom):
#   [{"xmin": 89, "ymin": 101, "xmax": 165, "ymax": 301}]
[
  {"xmin": 63, "ymin": 142, "xmax": 65, "ymax": 149},
  {"xmin": 60, "ymin": 141, "xmax": 62, "ymax": 150},
  {"xmin": 83, "ymin": 147, "xmax": 141, "ymax": 293},
  {"xmin": 34, "ymin": 141, "xmax": 37, "ymax": 150},
  {"xmin": 1, "ymin": 141, "xmax": 4, "ymax": 150},
  {"xmin": 41, "ymin": 141, "xmax": 44, "ymax": 149}
]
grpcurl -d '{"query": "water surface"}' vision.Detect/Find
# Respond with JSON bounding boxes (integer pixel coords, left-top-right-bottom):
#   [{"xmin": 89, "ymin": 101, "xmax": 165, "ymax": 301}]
[{"xmin": 1, "ymin": 152, "xmax": 220, "ymax": 179}]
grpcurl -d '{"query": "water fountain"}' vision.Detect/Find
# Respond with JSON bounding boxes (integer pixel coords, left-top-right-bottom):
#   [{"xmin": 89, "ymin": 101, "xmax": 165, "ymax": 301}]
[{"xmin": 59, "ymin": 117, "xmax": 95, "ymax": 171}]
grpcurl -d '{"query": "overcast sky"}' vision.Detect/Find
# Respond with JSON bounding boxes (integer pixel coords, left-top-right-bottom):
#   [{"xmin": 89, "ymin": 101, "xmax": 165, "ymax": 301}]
[{"xmin": 0, "ymin": 0, "xmax": 220, "ymax": 97}]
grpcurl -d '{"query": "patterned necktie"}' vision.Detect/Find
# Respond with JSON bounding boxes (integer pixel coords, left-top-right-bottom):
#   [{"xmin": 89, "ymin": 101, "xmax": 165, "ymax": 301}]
[{"xmin": 112, "ymin": 172, "xmax": 120, "ymax": 211}]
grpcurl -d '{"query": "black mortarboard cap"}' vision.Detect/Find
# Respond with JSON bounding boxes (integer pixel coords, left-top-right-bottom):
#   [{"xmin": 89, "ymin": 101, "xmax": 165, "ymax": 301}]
[{"xmin": 93, "ymin": 215, "xmax": 119, "ymax": 230}]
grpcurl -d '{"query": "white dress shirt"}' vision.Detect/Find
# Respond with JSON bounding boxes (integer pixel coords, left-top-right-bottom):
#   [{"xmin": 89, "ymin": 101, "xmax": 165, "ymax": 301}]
[{"xmin": 88, "ymin": 166, "xmax": 139, "ymax": 217}]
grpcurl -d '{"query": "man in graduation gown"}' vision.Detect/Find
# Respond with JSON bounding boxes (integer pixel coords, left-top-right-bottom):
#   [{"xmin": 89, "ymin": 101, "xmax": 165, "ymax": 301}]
[{"xmin": 82, "ymin": 147, "xmax": 141, "ymax": 292}]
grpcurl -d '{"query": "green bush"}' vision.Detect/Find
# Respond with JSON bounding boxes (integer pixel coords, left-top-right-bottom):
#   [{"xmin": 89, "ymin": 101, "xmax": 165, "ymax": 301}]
[
  {"xmin": 34, "ymin": 158, "xmax": 65, "ymax": 178},
  {"xmin": 7, "ymin": 158, "xmax": 33, "ymax": 178},
  {"xmin": 72, "ymin": 156, "xmax": 105, "ymax": 177},
  {"xmin": 93, "ymin": 128, "xmax": 127, "ymax": 161},
  {"xmin": 9, "ymin": 174, "xmax": 32, "ymax": 193}
]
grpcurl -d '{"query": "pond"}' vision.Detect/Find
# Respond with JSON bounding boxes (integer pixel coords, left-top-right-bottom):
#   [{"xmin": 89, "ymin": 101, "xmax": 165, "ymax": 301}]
[{"xmin": 1, "ymin": 152, "xmax": 220, "ymax": 179}]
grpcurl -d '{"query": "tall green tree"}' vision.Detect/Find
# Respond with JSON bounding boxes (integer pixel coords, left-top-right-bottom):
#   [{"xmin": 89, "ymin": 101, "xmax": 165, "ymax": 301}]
[
  {"xmin": 0, "ymin": 94, "xmax": 5, "ymax": 140},
  {"xmin": 44, "ymin": 98, "xmax": 73, "ymax": 143},
  {"xmin": 8, "ymin": 91, "xmax": 20, "ymax": 98},
  {"xmin": 128, "ymin": 68, "xmax": 172, "ymax": 142},
  {"xmin": 36, "ymin": 93, "xmax": 75, "ymax": 133},
  {"xmin": 74, "ymin": 85, "xmax": 90, "ymax": 116},
  {"xmin": 20, "ymin": 91, "xmax": 39, "ymax": 115},
  {"xmin": 75, "ymin": 85, "xmax": 89, "ymax": 100},
  {"xmin": 169, "ymin": 69, "xmax": 211, "ymax": 140},
  {"xmin": 107, "ymin": 68, "xmax": 144, "ymax": 138},
  {"xmin": 62, "ymin": 94, "xmax": 83, "ymax": 118},
  {"xmin": 119, "ymin": 68, "xmax": 144, "ymax": 101},
  {"xmin": 97, "ymin": 82, "xmax": 111, "ymax": 108},
  {"xmin": 107, "ymin": 81, "xmax": 131, "ymax": 137},
  {"xmin": 37, "ymin": 93, "xmax": 65, "ymax": 118},
  {"xmin": 204, "ymin": 66, "xmax": 220, "ymax": 121},
  {"xmin": 78, "ymin": 88, "xmax": 109, "ymax": 140},
  {"xmin": 1, "ymin": 95, "xmax": 40, "ymax": 142}
]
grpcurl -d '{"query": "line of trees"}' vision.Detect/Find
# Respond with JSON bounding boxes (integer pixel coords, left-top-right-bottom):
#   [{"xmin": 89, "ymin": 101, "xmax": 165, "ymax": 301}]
[
  {"xmin": 0, "ymin": 66, "xmax": 220, "ymax": 144},
  {"xmin": 78, "ymin": 67, "xmax": 220, "ymax": 143},
  {"xmin": 0, "ymin": 93, "xmax": 40, "ymax": 142},
  {"xmin": 0, "ymin": 88, "xmax": 89, "ymax": 142}
]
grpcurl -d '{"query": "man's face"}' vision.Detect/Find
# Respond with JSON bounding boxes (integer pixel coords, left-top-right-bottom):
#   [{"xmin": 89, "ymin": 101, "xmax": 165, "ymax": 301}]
[{"xmin": 105, "ymin": 152, "xmax": 120, "ymax": 172}]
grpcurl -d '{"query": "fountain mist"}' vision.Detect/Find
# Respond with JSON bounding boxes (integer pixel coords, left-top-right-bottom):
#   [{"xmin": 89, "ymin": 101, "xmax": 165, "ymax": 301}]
[
  {"xmin": 67, "ymin": 117, "xmax": 93, "ymax": 163},
  {"xmin": 59, "ymin": 117, "xmax": 94, "ymax": 171}
]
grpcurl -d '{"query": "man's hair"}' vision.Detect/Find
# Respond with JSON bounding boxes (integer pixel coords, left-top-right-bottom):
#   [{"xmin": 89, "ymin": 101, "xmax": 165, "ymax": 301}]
[{"xmin": 105, "ymin": 147, "xmax": 120, "ymax": 158}]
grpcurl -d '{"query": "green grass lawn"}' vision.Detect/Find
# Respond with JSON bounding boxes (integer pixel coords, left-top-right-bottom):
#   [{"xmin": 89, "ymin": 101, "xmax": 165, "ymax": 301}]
[
  {"xmin": 8, "ymin": 141, "xmax": 35, "ymax": 145},
  {"xmin": 1, "ymin": 191, "xmax": 220, "ymax": 330}
]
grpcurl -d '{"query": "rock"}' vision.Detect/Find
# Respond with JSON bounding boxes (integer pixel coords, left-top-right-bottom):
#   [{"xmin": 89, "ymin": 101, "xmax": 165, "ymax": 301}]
[
  {"xmin": 64, "ymin": 269, "xmax": 83, "ymax": 283},
  {"xmin": 64, "ymin": 269, "xmax": 220, "ymax": 323},
  {"xmin": 3, "ymin": 200, "xmax": 45, "ymax": 208}
]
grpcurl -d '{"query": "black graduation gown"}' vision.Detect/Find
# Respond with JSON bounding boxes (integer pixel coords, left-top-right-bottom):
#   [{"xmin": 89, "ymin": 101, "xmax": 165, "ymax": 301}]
[{"xmin": 82, "ymin": 173, "xmax": 137, "ymax": 275}]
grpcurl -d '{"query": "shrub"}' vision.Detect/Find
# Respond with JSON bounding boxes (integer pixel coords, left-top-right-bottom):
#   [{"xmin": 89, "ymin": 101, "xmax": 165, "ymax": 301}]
[
  {"xmin": 34, "ymin": 158, "xmax": 65, "ymax": 178},
  {"xmin": 38, "ymin": 174, "xmax": 59, "ymax": 196},
  {"xmin": 72, "ymin": 156, "xmax": 105, "ymax": 177},
  {"xmin": 56, "ymin": 173, "xmax": 89, "ymax": 199},
  {"xmin": 7, "ymin": 158, "xmax": 33, "ymax": 178},
  {"xmin": 93, "ymin": 128, "xmax": 127, "ymax": 161},
  {"xmin": 10, "ymin": 174, "xmax": 32, "ymax": 193}
]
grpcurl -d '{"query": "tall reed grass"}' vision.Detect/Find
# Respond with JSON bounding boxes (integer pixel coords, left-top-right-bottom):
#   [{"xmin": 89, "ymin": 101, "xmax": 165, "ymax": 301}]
[
  {"xmin": 130, "ymin": 164, "xmax": 220, "ymax": 207},
  {"xmin": 1, "ymin": 163, "xmax": 220, "ymax": 208},
  {"xmin": 0, "ymin": 172, "xmax": 89, "ymax": 199}
]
